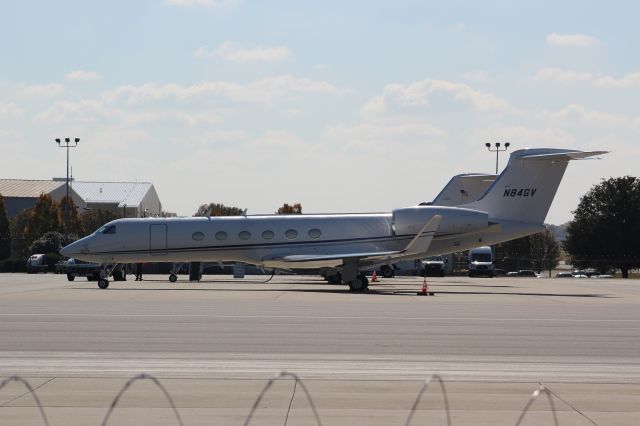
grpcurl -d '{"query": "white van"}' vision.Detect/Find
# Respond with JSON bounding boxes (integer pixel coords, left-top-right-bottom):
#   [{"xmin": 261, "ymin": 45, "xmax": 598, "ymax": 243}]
[{"xmin": 468, "ymin": 246, "xmax": 494, "ymax": 277}]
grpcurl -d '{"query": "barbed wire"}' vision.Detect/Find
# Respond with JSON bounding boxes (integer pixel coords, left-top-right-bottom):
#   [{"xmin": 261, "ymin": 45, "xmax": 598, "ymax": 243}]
[
  {"xmin": 243, "ymin": 371, "xmax": 322, "ymax": 426},
  {"xmin": 0, "ymin": 373, "xmax": 621, "ymax": 426},
  {"xmin": 100, "ymin": 373, "xmax": 184, "ymax": 426},
  {"xmin": 403, "ymin": 374, "xmax": 451, "ymax": 426},
  {"xmin": 0, "ymin": 376, "xmax": 50, "ymax": 426},
  {"xmin": 514, "ymin": 385, "xmax": 559, "ymax": 426}
]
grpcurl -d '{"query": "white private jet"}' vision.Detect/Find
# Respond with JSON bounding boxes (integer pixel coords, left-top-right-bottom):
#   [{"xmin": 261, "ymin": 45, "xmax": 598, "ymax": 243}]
[{"xmin": 61, "ymin": 148, "xmax": 605, "ymax": 290}]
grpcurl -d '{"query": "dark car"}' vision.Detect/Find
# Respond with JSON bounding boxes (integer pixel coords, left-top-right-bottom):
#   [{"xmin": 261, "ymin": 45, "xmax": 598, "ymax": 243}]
[{"xmin": 517, "ymin": 270, "xmax": 537, "ymax": 277}]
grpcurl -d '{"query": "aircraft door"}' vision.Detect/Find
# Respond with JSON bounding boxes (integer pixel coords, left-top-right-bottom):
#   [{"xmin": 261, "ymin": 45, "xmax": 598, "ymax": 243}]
[{"xmin": 149, "ymin": 224, "xmax": 168, "ymax": 256}]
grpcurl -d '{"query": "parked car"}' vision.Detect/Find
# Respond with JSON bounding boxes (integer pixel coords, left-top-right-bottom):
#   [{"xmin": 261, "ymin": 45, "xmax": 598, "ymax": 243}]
[
  {"xmin": 26, "ymin": 254, "xmax": 48, "ymax": 273},
  {"xmin": 56, "ymin": 258, "xmax": 127, "ymax": 282},
  {"xmin": 516, "ymin": 270, "xmax": 537, "ymax": 277},
  {"xmin": 556, "ymin": 272, "xmax": 573, "ymax": 278},
  {"xmin": 506, "ymin": 271, "xmax": 519, "ymax": 277}
]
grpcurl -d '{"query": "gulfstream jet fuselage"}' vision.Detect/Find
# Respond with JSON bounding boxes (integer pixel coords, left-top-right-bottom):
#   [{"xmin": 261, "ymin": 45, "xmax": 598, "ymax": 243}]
[{"xmin": 61, "ymin": 148, "xmax": 606, "ymax": 291}]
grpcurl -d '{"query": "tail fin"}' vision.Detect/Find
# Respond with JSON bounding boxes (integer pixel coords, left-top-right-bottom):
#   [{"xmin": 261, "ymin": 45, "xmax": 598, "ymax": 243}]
[
  {"xmin": 464, "ymin": 148, "xmax": 607, "ymax": 223},
  {"xmin": 431, "ymin": 173, "xmax": 497, "ymax": 206}
]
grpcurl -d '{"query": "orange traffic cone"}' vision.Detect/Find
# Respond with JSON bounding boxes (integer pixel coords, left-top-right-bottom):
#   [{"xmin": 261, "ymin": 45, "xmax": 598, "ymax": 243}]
[
  {"xmin": 417, "ymin": 276, "xmax": 434, "ymax": 296},
  {"xmin": 371, "ymin": 270, "xmax": 379, "ymax": 282}
]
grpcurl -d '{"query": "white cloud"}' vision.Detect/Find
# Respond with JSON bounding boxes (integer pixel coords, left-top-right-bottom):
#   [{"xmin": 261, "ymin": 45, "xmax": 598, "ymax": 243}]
[
  {"xmin": 474, "ymin": 125, "xmax": 575, "ymax": 147},
  {"xmin": 196, "ymin": 41, "xmax": 292, "ymax": 63},
  {"xmin": 548, "ymin": 104, "xmax": 640, "ymax": 129},
  {"xmin": 532, "ymin": 67, "xmax": 593, "ymax": 84},
  {"xmin": 65, "ymin": 70, "xmax": 101, "ymax": 81},
  {"xmin": 532, "ymin": 67, "xmax": 640, "ymax": 89},
  {"xmin": 0, "ymin": 102, "xmax": 24, "ymax": 119},
  {"xmin": 361, "ymin": 79, "xmax": 510, "ymax": 117},
  {"xmin": 18, "ymin": 83, "xmax": 64, "ymax": 97},
  {"xmin": 545, "ymin": 33, "xmax": 600, "ymax": 47},
  {"xmin": 462, "ymin": 71, "xmax": 490, "ymax": 82},
  {"xmin": 594, "ymin": 72, "xmax": 640, "ymax": 89},
  {"xmin": 166, "ymin": 0, "xmax": 231, "ymax": 7},
  {"xmin": 103, "ymin": 75, "xmax": 348, "ymax": 105},
  {"xmin": 326, "ymin": 119, "xmax": 447, "ymax": 152},
  {"xmin": 454, "ymin": 22, "xmax": 466, "ymax": 31}
]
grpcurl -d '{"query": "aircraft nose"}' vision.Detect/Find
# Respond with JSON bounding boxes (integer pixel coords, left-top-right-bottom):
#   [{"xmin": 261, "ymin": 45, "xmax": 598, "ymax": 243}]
[
  {"xmin": 60, "ymin": 240, "xmax": 88, "ymax": 257},
  {"xmin": 60, "ymin": 242, "xmax": 76, "ymax": 257}
]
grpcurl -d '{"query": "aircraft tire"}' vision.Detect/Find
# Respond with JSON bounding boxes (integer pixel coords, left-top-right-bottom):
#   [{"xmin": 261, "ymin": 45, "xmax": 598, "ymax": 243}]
[
  {"xmin": 381, "ymin": 266, "xmax": 394, "ymax": 279},
  {"xmin": 97, "ymin": 279, "xmax": 109, "ymax": 289},
  {"xmin": 326, "ymin": 273, "xmax": 341, "ymax": 284},
  {"xmin": 348, "ymin": 275, "xmax": 368, "ymax": 292},
  {"xmin": 169, "ymin": 274, "xmax": 178, "ymax": 283}
]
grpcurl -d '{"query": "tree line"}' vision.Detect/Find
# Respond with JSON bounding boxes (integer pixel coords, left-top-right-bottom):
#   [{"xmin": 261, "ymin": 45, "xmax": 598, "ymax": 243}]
[{"xmin": 0, "ymin": 193, "xmax": 120, "ymax": 266}]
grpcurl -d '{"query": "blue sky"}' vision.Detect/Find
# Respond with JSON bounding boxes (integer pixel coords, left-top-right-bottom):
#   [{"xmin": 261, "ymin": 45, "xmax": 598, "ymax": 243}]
[{"xmin": 1, "ymin": 0, "xmax": 637, "ymax": 223}]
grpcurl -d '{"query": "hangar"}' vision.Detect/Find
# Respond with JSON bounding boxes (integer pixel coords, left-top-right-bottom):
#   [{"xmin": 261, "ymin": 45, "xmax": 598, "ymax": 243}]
[{"xmin": 0, "ymin": 179, "xmax": 162, "ymax": 218}]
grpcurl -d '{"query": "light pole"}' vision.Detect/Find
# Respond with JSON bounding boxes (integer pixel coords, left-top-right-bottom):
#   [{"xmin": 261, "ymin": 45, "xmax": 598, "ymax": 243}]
[
  {"xmin": 55, "ymin": 137, "xmax": 80, "ymax": 229},
  {"xmin": 485, "ymin": 142, "xmax": 510, "ymax": 174}
]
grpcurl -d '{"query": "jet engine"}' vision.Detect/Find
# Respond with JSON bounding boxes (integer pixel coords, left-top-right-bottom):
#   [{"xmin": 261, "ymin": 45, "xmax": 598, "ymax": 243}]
[{"xmin": 391, "ymin": 206, "xmax": 489, "ymax": 236}]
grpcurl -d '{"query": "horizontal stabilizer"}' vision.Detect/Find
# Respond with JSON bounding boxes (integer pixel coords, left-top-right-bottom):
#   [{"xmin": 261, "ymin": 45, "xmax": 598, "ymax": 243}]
[{"xmin": 518, "ymin": 150, "xmax": 608, "ymax": 162}]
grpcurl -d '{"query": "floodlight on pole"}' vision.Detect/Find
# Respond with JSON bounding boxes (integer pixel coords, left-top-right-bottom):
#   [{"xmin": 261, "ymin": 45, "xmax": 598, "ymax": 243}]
[
  {"xmin": 485, "ymin": 142, "xmax": 511, "ymax": 174},
  {"xmin": 55, "ymin": 137, "xmax": 80, "ymax": 230}
]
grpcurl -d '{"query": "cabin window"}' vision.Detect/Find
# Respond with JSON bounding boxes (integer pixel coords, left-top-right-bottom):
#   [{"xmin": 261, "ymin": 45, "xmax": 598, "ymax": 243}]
[
  {"xmin": 215, "ymin": 231, "xmax": 228, "ymax": 240},
  {"xmin": 102, "ymin": 225, "xmax": 116, "ymax": 234},
  {"xmin": 285, "ymin": 229, "xmax": 298, "ymax": 239},
  {"xmin": 239, "ymin": 231, "xmax": 251, "ymax": 240},
  {"xmin": 308, "ymin": 228, "xmax": 322, "ymax": 239},
  {"xmin": 262, "ymin": 230, "xmax": 274, "ymax": 240},
  {"xmin": 192, "ymin": 232, "xmax": 205, "ymax": 241}
]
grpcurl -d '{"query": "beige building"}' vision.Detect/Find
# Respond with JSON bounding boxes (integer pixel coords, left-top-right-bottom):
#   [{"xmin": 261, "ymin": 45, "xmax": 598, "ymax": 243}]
[
  {"xmin": 0, "ymin": 179, "xmax": 84, "ymax": 218},
  {"xmin": 0, "ymin": 179, "xmax": 162, "ymax": 218}
]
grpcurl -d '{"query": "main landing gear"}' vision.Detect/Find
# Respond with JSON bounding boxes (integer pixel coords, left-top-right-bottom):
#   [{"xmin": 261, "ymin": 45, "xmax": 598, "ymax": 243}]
[{"xmin": 348, "ymin": 274, "xmax": 369, "ymax": 292}]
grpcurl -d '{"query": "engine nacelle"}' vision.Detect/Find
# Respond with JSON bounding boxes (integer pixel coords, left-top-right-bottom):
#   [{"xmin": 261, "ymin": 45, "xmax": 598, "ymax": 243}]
[{"xmin": 391, "ymin": 206, "xmax": 489, "ymax": 236}]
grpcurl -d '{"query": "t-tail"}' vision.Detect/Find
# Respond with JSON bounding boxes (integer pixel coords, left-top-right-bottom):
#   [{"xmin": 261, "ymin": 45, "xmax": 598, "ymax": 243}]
[{"xmin": 464, "ymin": 148, "xmax": 607, "ymax": 224}]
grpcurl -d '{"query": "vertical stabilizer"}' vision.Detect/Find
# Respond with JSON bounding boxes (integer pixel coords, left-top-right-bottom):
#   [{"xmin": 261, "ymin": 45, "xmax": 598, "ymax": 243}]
[{"xmin": 465, "ymin": 148, "xmax": 607, "ymax": 223}]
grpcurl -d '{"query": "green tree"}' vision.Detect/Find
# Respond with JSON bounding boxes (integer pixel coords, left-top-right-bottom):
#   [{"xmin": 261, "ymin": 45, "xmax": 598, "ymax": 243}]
[
  {"xmin": 494, "ymin": 228, "xmax": 560, "ymax": 275},
  {"xmin": 81, "ymin": 209, "xmax": 119, "ymax": 236},
  {"xmin": 29, "ymin": 232, "xmax": 76, "ymax": 267},
  {"xmin": 10, "ymin": 209, "xmax": 31, "ymax": 259},
  {"xmin": 194, "ymin": 203, "xmax": 245, "ymax": 216},
  {"xmin": 564, "ymin": 176, "xmax": 640, "ymax": 278},
  {"xmin": 530, "ymin": 229, "xmax": 561, "ymax": 276},
  {"xmin": 24, "ymin": 194, "xmax": 61, "ymax": 247},
  {"xmin": 277, "ymin": 203, "xmax": 302, "ymax": 214},
  {"xmin": 58, "ymin": 195, "xmax": 84, "ymax": 236},
  {"xmin": 0, "ymin": 195, "xmax": 10, "ymax": 260}
]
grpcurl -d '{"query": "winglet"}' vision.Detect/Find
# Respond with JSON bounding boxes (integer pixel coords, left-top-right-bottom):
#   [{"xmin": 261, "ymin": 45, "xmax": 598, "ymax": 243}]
[{"xmin": 403, "ymin": 215, "xmax": 442, "ymax": 255}]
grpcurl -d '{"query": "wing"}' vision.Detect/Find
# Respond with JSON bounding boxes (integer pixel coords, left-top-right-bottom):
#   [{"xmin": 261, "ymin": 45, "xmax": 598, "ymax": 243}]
[{"xmin": 262, "ymin": 215, "xmax": 442, "ymax": 268}]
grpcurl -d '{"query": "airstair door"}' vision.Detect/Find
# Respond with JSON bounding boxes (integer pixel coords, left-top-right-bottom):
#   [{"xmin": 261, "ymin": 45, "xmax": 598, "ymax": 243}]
[{"xmin": 149, "ymin": 224, "xmax": 167, "ymax": 256}]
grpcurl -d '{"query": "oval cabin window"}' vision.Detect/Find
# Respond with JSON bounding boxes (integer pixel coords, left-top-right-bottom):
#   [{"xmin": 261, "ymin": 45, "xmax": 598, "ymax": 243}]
[
  {"xmin": 192, "ymin": 231, "xmax": 205, "ymax": 241},
  {"xmin": 215, "ymin": 231, "xmax": 228, "ymax": 240},
  {"xmin": 262, "ymin": 230, "xmax": 274, "ymax": 240},
  {"xmin": 308, "ymin": 228, "xmax": 322, "ymax": 239},
  {"xmin": 285, "ymin": 229, "xmax": 298, "ymax": 239},
  {"xmin": 239, "ymin": 231, "xmax": 251, "ymax": 240}
]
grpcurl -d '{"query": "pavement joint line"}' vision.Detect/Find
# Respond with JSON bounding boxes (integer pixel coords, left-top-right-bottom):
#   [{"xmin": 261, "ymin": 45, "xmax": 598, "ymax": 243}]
[{"xmin": 0, "ymin": 313, "xmax": 637, "ymax": 322}]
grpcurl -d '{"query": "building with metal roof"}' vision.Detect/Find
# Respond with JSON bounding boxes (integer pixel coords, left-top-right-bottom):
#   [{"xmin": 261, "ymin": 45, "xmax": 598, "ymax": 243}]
[
  {"xmin": 70, "ymin": 181, "xmax": 161, "ymax": 218},
  {"xmin": 0, "ymin": 179, "xmax": 84, "ymax": 217},
  {"xmin": 0, "ymin": 179, "xmax": 162, "ymax": 218}
]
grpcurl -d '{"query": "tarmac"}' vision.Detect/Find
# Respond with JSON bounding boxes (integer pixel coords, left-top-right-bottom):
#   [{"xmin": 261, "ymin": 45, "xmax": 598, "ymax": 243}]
[{"xmin": 0, "ymin": 273, "xmax": 639, "ymax": 425}]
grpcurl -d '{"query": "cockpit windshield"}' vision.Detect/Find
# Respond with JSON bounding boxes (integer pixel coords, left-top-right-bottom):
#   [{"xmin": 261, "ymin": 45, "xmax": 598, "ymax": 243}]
[{"xmin": 100, "ymin": 225, "xmax": 116, "ymax": 234}]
